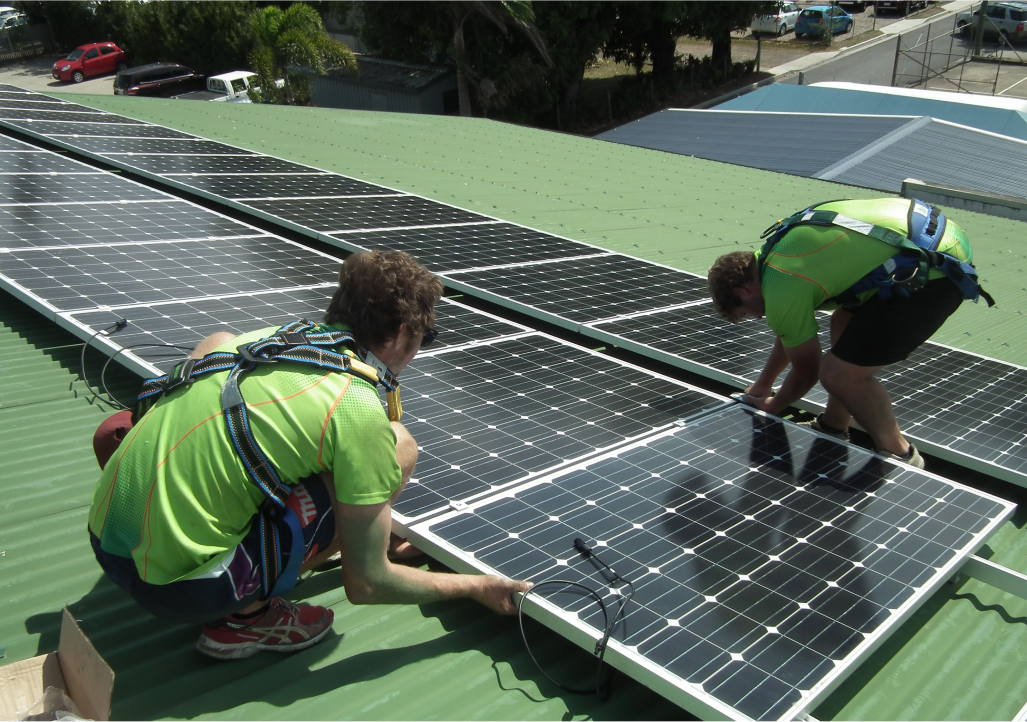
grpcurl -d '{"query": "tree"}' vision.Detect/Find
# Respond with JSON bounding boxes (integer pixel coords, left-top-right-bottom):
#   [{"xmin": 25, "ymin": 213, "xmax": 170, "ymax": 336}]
[{"xmin": 249, "ymin": 4, "xmax": 357, "ymax": 105}]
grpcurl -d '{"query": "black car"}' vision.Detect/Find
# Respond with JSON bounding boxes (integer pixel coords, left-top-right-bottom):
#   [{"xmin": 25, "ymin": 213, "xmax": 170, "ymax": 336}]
[{"xmin": 113, "ymin": 63, "xmax": 205, "ymax": 97}]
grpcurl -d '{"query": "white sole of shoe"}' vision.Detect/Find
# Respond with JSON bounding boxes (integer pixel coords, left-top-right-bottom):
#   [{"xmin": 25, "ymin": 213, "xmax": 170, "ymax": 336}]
[{"xmin": 196, "ymin": 623, "xmax": 333, "ymax": 660}]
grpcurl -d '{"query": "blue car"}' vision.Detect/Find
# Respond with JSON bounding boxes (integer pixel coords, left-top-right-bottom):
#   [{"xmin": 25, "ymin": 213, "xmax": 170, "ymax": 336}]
[{"xmin": 795, "ymin": 5, "xmax": 854, "ymax": 36}]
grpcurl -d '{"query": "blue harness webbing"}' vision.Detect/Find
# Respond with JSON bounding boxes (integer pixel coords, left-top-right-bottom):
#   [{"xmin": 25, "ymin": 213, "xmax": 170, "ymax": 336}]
[
  {"xmin": 135, "ymin": 318, "xmax": 402, "ymax": 598},
  {"xmin": 757, "ymin": 199, "xmax": 995, "ymax": 307}
]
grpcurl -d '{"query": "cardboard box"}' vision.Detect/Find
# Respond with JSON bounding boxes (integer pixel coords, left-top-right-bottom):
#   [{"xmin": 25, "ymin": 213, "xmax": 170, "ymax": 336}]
[{"xmin": 0, "ymin": 607, "xmax": 114, "ymax": 721}]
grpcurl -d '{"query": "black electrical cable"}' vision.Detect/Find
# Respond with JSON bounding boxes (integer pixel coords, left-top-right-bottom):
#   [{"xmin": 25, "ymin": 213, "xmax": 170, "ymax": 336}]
[
  {"xmin": 98, "ymin": 342, "xmax": 194, "ymax": 408},
  {"xmin": 517, "ymin": 538, "xmax": 636, "ymax": 701},
  {"xmin": 79, "ymin": 319, "xmax": 131, "ymax": 409}
]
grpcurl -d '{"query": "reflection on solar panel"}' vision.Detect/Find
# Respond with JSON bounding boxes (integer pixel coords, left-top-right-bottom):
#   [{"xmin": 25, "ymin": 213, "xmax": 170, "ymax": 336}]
[
  {"xmin": 0, "ymin": 174, "xmax": 165, "ymax": 204},
  {"xmin": 343, "ymin": 223, "xmax": 605, "ymax": 272},
  {"xmin": 393, "ymin": 334, "xmax": 726, "ymax": 524},
  {"xmin": 0, "ymin": 236, "xmax": 339, "ymax": 313},
  {"xmin": 445, "ymin": 255, "xmax": 708, "ymax": 326},
  {"xmin": 23, "ymin": 122, "xmax": 197, "ymax": 139},
  {"xmin": 99, "ymin": 153, "xmax": 309, "ymax": 175},
  {"xmin": 64, "ymin": 295, "xmax": 533, "ymax": 376},
  {"xmin": 147, "ymin": 173, "xmax": 395, "ymax": 199},
  {"xmin": 244, "ymin": 196, "xmax": 487, "ymax": 232},
  {"xmin": 72, "ymin": 138, "xmax": 257, "ymax": 155},
  {"xmin": 589, "ymin": 304, "xmax": 1027, "ymax": 484},
  {"xmin": 411, "ymin": 404, "xmax": 1013, "ymax": 720},
  {"xmin": 0, "ymin": 201, "xmax": 269, "ymax": 250},
  {"xmin": 0, "ymin": 151, "xmax": 101, "ymax": 174},
  {"xmin": 0, "ymin": 110, "xmax": 139, "ymax": 123}
]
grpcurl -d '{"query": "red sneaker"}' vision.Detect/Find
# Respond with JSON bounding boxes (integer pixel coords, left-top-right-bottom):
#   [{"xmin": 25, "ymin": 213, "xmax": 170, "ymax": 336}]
[{"xmin": 196, "ymin": 598, "xmax": 334, "ymax": 660}]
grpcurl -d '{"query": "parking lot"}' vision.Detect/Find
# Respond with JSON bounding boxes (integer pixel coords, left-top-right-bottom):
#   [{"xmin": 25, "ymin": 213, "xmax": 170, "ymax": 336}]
[{"xmin": 0, "ymin": 54, "xmax": 115, "ymax": 95}]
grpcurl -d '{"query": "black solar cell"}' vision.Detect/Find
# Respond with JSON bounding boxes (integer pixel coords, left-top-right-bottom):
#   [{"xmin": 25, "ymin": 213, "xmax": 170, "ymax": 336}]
[
  {"xmin": 72, "ymin": 138, "xmax": 257, "ymax": 156},
  {"xmin": 0, "ymin": 174, "xmax": 162, "ymax": 205},
  {"xmin": 247, "ymin": 196, "xmax": 486, "ymax": 232},
  {"xmin": 0, "ymin": 110, "xmax": 141, "ymax": 123},
  {"xmin": 103, "ymin": 153, "xmax": 312, "ymax": 175},
  {"xmin": 22, "ymin": 121, "xmax": 196, "ymax": 139},
  {"xmin": 163, "ymin": 173, "xmax": 396, "ymax": 199},
  {"xmin": 0, "ymin": 151, "xmax": 99, "ymax": 174}
]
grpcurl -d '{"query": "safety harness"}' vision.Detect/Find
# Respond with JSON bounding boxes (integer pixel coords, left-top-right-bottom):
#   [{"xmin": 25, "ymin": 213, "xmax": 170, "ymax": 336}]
[
  {"xmin": 757, "ymin": 198, "xmax": 995, "ymax": 307},
  {"xmin": 134, "ymin": 319, "xmax": 403, "ymax": 599}
]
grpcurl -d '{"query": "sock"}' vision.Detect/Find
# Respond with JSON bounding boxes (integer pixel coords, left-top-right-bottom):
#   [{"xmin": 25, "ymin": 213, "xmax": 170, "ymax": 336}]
[{"xmin": 230, "ymin": 603, "xmax": 271, "ymax": 621}]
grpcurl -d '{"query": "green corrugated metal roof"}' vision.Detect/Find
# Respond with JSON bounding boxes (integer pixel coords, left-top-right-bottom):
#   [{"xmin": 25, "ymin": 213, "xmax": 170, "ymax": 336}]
[{"xmin": 3, "ymin": 94, "xmax": 1026, "ymax": 720}]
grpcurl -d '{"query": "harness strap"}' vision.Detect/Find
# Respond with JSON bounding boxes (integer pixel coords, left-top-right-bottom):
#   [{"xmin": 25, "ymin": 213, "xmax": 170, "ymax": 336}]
[{"xmin": 135, "ymin": 317, "xmax": 404, "ymax": 598}]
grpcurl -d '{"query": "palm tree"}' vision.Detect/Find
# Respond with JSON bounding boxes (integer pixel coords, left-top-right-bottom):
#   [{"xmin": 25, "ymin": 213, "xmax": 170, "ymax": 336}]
[
  {"xmin": 447, "ymin": 1, "xmax": 552, "ymax": 117},
  {"xmin": 249, "ymin": 4, "xmax": 357, "ymax": 105}
]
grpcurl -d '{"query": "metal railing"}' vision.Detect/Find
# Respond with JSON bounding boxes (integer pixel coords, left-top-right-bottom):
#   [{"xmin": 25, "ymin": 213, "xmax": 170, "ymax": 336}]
[{"xmin": 0, "ymin": 24, "xmax": 54, "ymax": 63}]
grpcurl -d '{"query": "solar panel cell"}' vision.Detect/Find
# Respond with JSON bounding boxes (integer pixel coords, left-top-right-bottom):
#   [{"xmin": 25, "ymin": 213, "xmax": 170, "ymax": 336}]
[
  {"xmin": 173, "ymin": 173, "xmax": 397, "ymax": 199},
  {"xmin": 104, "ymin": 154, "xmax": 312, "ymax": 175},
  {"xmin": 0, "ymin": 152, "xmax": 99, "ymax": 174},
  {"xmin": 70, "ymin": 138, "xmax": 257, "ymax": 155},
  {"xmin": 0, "ymin": 174, "xmax": 165, "ymax": 205},
  {"xmin": 0, "ymin": 100, "xmax": 96, "ymax": 112},
  {"xmin": 0, "ymin": 110, "xmax": 140, "ymax": 123},
  {"xmin": 20, "ymin": 121, "xmax": 196, "ymax": 139}
]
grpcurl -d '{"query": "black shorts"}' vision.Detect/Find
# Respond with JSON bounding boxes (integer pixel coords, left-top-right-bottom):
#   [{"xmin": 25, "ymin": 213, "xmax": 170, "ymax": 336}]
[
  {"xmin": 91, "ymin": 476, "xmax": 336, "ymax": 625},
  {"xmin": 830, "ymin": 277, "xmax": 965, "ymax": 367}
]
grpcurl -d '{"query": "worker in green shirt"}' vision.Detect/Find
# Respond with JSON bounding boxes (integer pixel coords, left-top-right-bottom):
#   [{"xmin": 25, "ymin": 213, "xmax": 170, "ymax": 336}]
[
  {"xmin": 88, "ymin": 250, "xmax": 530, "ymax": 660},
  {"xmin": 707, "ymin": 198, "xmax": 990, "ymax": 469}
]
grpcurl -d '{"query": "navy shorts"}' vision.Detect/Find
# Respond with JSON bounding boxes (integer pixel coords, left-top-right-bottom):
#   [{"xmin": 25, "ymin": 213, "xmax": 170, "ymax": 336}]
[
  {"xmin": 831, "ymin": 278, "xmax": 965, "ymax": 367},
  {"xmin": 91, "ymin": 476, "xmax": 336, "ymax": 625}
]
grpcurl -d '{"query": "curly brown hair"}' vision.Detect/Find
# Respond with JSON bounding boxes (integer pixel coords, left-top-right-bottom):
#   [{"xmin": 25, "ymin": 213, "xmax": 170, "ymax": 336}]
[
  {"xmin": 707, "ymin": 251, "xmax": 757, "ymax": 323},
  {"xmin": 324, "ymin": 250, "xmax": 443, "ymax": 348}
]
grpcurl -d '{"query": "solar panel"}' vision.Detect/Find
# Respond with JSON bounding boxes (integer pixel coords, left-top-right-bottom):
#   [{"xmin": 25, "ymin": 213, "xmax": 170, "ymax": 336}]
[
  {"xmin": 63, "ymin": 295, "xmax": 533, "ymax": 376},
  {"xmin": 0, "ymin": 173, "xmax": 163, "ymax": 205},
  {"xmin": 17, "ymin": 121, "xmax": 198, "ymax": 139},
  {"xmin": 589, "ymin": 304, "xmax": 1027, "ymax": 485},
  {"xmin": 0, "ymin": 135, "xmax": 37, "ymax": 151},
  {"xmin": 392, "ymin": 334, "xmax": 726, "ymax": 525},
  {"xmin": 243, "ymin": 196, "xmax": 487, "ymax": 233},
  {"xmin": 69, "ymin": 138, "xmax": 257, "ymax": 156},
  {"xmin": 120, "ymin": 172, "xmax": 396, "ymax": 199},
  {"xmin": 339, "ymin": 222, "xmax": 607, "ymax": 273},
  {"xmin": 409, "ymin": 403, "xmax": 1013, "ymax": 720},
  {"xmin": 444, "ymin": 255, "xmax": 709, "ymax": 327},
  {"xmin": 0, "ymin": 91, "xmax": 66, "ymax": 103},
  {"xmin": 98, "ymin": 153, "xmax": 312, "ymax": 175},
  {"xmin": 0, "ymin": 200, "xmax": 269, "ymax": 250},
  {"xmin": 0, "ymin": 235, "xmax": 341, "ymax": 314},
  {"xmin": 0, "ymin": 151, "xmax": 101, "ymax": 174},
  {"xmin": 0, "ymin": 99, "xmax": 97, "ymax": 113},
  {"xmin": 0, "ymin": 84, "xmax": 34, "ymax": 93},
  {"xmin": 0, "ymin": 109, "xmax": 139, "ymax": 123}
]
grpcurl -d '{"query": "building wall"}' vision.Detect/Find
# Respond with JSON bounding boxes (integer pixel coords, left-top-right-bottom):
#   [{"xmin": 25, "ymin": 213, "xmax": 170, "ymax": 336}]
[{"xmin": 311, "ymin": 76, "xmax": 457, "ymax": 115}]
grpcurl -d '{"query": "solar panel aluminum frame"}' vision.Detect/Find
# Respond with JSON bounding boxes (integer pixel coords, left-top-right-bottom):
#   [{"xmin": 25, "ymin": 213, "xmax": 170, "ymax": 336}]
[
  {"xmin": 390, "ymin": 331, "xmax": 730, "ymax": 532},
  {"xmin": 583, "ymin": 305, "xmax": 1027, "ymax": 488},
  {"xmin": 406, "ymin": 409, "xmax": 1016, "ymax": 721}
]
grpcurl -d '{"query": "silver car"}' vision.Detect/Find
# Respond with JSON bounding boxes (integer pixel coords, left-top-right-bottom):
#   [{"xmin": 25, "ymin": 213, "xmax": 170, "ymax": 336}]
[
  {"xmin": 752, "ymin": 2, "xmax": 801, "ymax": 35},
  {"xmin": 957, "ymin": 2, "xmax": 1027, "ymax": 41}
]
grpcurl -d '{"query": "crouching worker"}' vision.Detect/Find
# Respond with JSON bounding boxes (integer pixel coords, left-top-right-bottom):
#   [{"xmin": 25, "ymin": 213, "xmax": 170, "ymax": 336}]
[
  {"xmin": 707, "ymin": 198, "xmax": 992, "ymax": 469},
  {"xmin": 87, "ymin": 250, "xmax": 530, "ymax": 660}
]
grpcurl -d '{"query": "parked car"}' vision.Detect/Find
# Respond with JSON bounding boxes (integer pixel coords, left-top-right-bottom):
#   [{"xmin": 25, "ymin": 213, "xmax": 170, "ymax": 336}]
[
  {"xmin": 752, "ymin": 2, "xmax": 801, "ymax": 36},
  {"xmin": 838, "ymin": 0, "xmax": 873, "ymax": 10},
  {"xmin": 113, "ymin": 63, "xmax": 206, "ymax": 97},
  {"xmin": 175, "ymin": 71, "xmax": 258, "ymax": 102},
  {"xmin": 795, "ymin": 6, "xmax": 854, "ymax": 37},
  {"xmin": 52, "ymin": 42, "xmax": 126, "ymax": 84},
  {"xmin": 957, "ymin": 2, "xmax": 1027, "ymax": 41},
  {"xmin": 875, "ymin": 0, "xmax": 929, "ymax": 13},
  {"xmin": 0, "ymin": 13, "xmax": 27, "ymax": 29}
]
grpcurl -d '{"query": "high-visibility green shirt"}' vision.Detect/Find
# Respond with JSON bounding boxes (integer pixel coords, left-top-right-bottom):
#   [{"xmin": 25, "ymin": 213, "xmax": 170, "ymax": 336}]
[
  {"xmin": 756, "ymin": 198, "xmax": 972, "ymax": 347},
  {"xmin": 88, "ymin": 324, "xmax": 401, "ymax": 585}
]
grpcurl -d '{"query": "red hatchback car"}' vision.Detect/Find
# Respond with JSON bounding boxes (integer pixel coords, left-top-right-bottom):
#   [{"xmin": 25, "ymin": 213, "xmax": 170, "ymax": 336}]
[{"xmin": 52, "ymin": 42, "xmax": 127, "ymax": 83}]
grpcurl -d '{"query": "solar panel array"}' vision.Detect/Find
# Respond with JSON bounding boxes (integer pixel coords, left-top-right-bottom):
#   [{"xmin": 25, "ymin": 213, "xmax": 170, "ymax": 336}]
[
  {"xmin": 10, "ymin": 86, "xmax": 1016, "ymax": 488},
  {"xmin": 0, "ymin": 87, "xmax": 1020, "ymax": 720},
  {"xmin": 411, "ymin": 404, "xmax": 1014, "ymax": 720}
]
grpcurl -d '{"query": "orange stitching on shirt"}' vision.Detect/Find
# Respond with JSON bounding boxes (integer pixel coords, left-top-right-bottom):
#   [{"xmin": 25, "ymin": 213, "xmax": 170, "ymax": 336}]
[
  {"xmin": 318, "ymin": 376, "xmax": 353, "ymax": 469},
  {"xmin": 764, "ymin": 261, "xmax": 830, "ymax": 297}
]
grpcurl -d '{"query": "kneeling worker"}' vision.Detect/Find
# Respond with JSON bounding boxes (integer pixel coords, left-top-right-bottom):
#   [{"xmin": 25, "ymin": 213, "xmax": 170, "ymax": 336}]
[
  {"xmin": 87, "ymin": 250, "xmax": 529, "ymax": 660},
  {"xmin": 707, "ymin": 198, "xmax": 992, "ymax": 469}
]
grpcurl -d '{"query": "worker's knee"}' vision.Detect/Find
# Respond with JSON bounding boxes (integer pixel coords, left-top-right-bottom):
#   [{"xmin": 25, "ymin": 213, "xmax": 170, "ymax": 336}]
[{"xmin": 391, "ymin": 421, "xmax": 418, "ymax": 481}]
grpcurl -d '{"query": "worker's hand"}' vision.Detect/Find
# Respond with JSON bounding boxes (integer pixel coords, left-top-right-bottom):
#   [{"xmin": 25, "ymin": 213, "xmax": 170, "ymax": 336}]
[
  {"xmin": 744, "ymin": 382, "xmax": 774, "ymax": 400},
  {"xmin": 740, "ymin": 394, "xmax": 773, "ymax": 412},
  {"xmin": 471, "ymin": 576, "xmax": 533, "ymax": 615}
]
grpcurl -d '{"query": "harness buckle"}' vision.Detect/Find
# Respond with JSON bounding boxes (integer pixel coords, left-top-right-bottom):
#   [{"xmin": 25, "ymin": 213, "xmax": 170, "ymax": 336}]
[
  {"xmin": 161, "ymin": 357, "xmax": 197, "ymax": 393},
  {"xmin": 279, "ymin": 332, "xmax": 308, "ymax": 347},
  {"xmin": 890, "ymin": 265, "xmax": 919, "ymax": 286},
  {"xmin": 237, "ymin": 343, "xmax": 277, "ymax": 365}
]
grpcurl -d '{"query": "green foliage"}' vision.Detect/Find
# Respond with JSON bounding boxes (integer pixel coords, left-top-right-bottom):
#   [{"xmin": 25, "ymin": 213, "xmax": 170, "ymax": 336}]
[{"xmin": 248, "ymin": 4, "xmax": 357, "ymax": 105}]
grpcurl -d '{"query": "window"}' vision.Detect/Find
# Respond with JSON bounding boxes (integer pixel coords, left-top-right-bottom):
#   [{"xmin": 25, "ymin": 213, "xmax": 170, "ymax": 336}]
[
  {"xmin": 66, "ymin": 49, "xmax": 84, "ymax": 61},
  {"xmin": 230, "ymin": 78, "xmax": 247, "ymax": 93},
  {"xmin": 100, "ymin": 47, "xmax": 116, "ymax": 56},
  {"xmin": 84, "ymin": 49, "xmax": 99, "ymax": 60},
  {"xmin": 986, "ymin": 6, "xmax": 1006, "ymax": 18},
  {"xmin": 800, "ymin": 9, "xmax": 823, "ymax": 18},
  {"xmin": 1010, "ymin": 8, "xmax": 1026, "ymax": 20},
  {"xmin": 210, "ymin": 80, "xmax": 226, "ymax": 92}
]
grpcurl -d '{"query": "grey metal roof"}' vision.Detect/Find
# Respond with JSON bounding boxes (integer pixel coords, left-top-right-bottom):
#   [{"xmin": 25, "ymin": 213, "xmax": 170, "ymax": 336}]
[
  {"xmin": 826, "ymin": 119, "xmax": 1027, "ymax": 199},
  {"xmin": 597, "ymin": 109, "xmax": 1027, "ymax": 202},
  {"xmin": 327, "ymin": 56, "xmax": 453, "ymax": 92},
  {"xmin": 595, "ymin": 109, "xmax": 915, "ymax": 177}
]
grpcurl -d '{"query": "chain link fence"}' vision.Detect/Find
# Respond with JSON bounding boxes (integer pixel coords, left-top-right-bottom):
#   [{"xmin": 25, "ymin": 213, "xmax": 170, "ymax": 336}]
[
  {"xmin": 0, "ymin": 24, "xmax": 54, "ymax": 63},
  {"xmin": 892, "ymin": 3, "xmax": 1027, "ymax": 94}
]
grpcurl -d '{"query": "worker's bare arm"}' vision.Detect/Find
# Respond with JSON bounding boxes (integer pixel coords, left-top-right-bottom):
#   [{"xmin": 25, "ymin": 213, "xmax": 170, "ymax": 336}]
[
  {"xmin": 335, "ymin": 497, "xmax": 530, "ymax": 614},
  {"xmin": 743, "ymin": 336, "xmax": 821, "ymax": 416},
  {"xmin": 744, "ymin": 336, "xmax": 790, "ymax": 400}
]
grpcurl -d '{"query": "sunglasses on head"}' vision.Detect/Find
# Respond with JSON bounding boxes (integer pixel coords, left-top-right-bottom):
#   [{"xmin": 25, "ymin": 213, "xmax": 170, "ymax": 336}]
[{"xmin": 420, "ymin": 327, "xmax": 438, "ymax": 348}]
